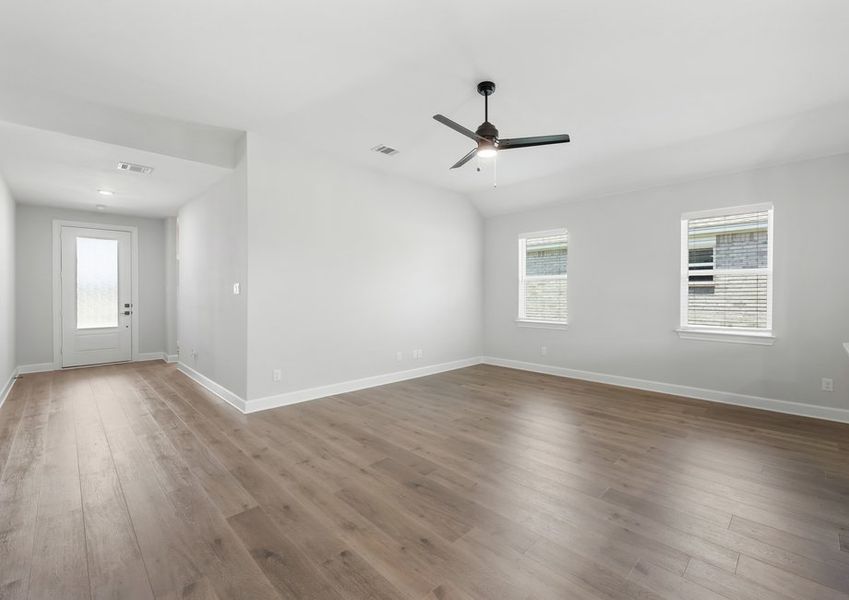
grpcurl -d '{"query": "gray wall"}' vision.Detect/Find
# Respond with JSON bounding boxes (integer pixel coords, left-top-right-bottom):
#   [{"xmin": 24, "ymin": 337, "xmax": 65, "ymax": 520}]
[
  {"xmin": 0, "ymin": 177, "xmax": 14, "ymax": 389},
  {"xmin": 177, "ymin": 148, "xmax": 248, "ymax": 397},
  {"xmin": 245, "ymin": 133, "xmax": 483, "ymax": 401},
  {"xmin": 485, "ymin": 153, "xmax": 849, "ymax": 410},
  {"xmin": 165, "ymin": 216, "xmax": 178, "ymax": 357},
  {"xmin": 15, "ymin": 204, "xmax": 169, "ymax": 365}
]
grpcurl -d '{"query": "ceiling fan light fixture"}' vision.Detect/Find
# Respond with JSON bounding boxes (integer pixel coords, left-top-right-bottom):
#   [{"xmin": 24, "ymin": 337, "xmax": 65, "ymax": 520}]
[
  {"xmin": 433, "ymin": 81, "xmax": 571, "ymax": 170},
  {"xmin": 476, "ymin": 141, "xmax": 497, "ymax": 158}
]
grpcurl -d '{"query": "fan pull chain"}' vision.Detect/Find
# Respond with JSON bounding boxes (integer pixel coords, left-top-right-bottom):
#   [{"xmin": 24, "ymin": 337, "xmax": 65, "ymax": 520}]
[{"xmin": 493, "ymin": 155, "xmax": 497, "ymax": 188}]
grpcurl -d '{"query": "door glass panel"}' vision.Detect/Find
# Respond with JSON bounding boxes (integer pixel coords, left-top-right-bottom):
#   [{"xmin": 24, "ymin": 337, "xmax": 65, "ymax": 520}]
[{"xmin": 76, "ymin": 237, "xmax": 119, "ymax": 329}]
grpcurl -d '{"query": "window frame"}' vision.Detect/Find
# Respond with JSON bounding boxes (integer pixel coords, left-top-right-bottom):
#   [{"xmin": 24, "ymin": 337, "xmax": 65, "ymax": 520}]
[
  {"xmin": 677, "ymin": 203, "xmax": 774, "ymax": 345},
  {"xmin": 517, "ymin": 228, "xmax": 568, "ymax": 328}
]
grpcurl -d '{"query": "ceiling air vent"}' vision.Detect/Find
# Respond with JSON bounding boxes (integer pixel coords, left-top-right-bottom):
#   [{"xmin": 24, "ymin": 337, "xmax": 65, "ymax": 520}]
[
  {"xmin": 371, "ymin": 144, "xmax": 399, "ymax": 156},
  {"xmin": 117, "ymin": 161, "xmax": 154, "ymax": 174}
]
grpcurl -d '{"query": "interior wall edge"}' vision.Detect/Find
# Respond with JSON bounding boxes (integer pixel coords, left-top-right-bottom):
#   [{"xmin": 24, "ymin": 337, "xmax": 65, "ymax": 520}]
[
  {"xmin": 177, "ymin": 361, "xmax": 248, "ymax": 413},
  {"xmin": 0, "ymin": 370, "xmax": 16, "ymax": 410},
  {"xmin": 177, "ymin": 356, "xmax": 484, "ymax": 415}
]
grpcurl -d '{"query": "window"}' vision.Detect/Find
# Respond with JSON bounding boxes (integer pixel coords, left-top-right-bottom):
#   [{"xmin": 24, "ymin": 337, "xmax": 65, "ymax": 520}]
[
  {"xmin": 687, "ymin": 244, "xmax": 715, "ymax": 294},
  {"xmin": 679, "ymin": 204, "xmax": 773, "ymax": 343},
  {"xmin": 518, "ymin": 229, "xmax": 568, "ymax": 326},
  {"xmin": 76, "ymin": 237, "xmax": 119, "ymax": 329}
]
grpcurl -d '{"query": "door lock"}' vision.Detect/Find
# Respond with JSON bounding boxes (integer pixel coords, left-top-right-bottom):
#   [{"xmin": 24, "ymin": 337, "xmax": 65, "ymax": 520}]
[{"xmin": 123, "ymin": 310, "xmax": 133, "ymax": 315}]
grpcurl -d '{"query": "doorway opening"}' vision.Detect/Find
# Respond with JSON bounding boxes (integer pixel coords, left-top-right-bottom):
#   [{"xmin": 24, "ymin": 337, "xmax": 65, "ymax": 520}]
[{"xmin": 52, "ymin": 221, "xmax": 139, "ymax": 368}]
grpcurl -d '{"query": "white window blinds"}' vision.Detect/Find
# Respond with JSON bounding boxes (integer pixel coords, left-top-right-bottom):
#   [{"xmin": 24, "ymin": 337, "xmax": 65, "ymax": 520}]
[
  {"xmin": 681, "ymin": 206, "xmax": 773, "ymax": 331},
  {"xmin": 519, "ymin": 230, "xmax": 568, "ymax": 324}
]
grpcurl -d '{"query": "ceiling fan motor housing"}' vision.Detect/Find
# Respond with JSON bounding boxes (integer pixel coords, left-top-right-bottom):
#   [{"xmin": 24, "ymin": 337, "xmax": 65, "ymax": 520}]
[{"xmin": 475, "ymin": 121, "xmax": 499, "ymax": 140}]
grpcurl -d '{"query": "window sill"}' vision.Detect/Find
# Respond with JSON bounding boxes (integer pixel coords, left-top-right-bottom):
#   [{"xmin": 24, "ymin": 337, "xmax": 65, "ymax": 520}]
[
  {"xmin": 516, "ymin": 319, "xmax": 568, "ymax": 330},
  {"xmin": 676, "ymin": 327, "xmax": 775, "ymax": 346}
]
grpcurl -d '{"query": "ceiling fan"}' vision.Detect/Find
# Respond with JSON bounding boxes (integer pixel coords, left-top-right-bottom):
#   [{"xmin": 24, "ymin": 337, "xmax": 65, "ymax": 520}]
[{"xmin": 433, "ymin": 81, "xmax": 571, "ymax": 169}]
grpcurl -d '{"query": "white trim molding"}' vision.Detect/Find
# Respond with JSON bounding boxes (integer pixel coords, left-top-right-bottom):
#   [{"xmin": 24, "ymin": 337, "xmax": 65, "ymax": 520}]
[
  {"xmin": 482, "ymin": 356, "xmax": 849, "ymax": 425},
  {"xmin": 1, "ymin": 369, "xmax": 18, "ymax": 409},
  {"xmin": 515, "ymin": 319, "xmax": 568, "ymax": 330},
  {"xmin": 16, "ymin": 362, "xmax": 56, "ymax": 374},
  {"xmin": 16, "ymin": 354, "xmax": 172, "ymax": 376},
  {"xmin": 681, "ymin": 202, "xmax": 774, "ymax": 220},
  {"xmin": 135, "ymin": 352, "xmax": 165, "ymax": 362},
  {"xmin": 176, "ymin": 362, "xmax": 247, "ymax": 413},
  {"xmin": 175, "ymin": 357, "xmax": 483, "ymax": 415},
  {"xmin": 676, "ymin": 328, "xmax": 775, "ymax": 346},
  {"xmin": 245, "ymin": 357, "xmax": 482, "ymax": 414}
]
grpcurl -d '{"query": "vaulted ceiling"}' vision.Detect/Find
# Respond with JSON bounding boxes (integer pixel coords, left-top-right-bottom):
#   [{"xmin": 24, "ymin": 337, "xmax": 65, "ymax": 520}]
[{"xmin": 1, "ymin": 0, "xmax": 848, "ymax": 215}]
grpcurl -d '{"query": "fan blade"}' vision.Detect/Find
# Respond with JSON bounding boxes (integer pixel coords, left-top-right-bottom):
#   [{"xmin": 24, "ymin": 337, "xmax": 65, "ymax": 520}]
[
  {"xmin": 450, "ymin": 148, "xmax": 478, "ymax": 169},
  {"xmin": 433, "ymin": 114, "xmax": 484, "ymax": 142},
  {"xmin": 498, "ymin": 134, "xmax": 571, "ymax": 149}
]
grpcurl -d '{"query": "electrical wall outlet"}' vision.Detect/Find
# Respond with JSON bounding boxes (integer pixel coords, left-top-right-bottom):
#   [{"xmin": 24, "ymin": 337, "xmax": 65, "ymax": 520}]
[
  {"xmin": 396, "ymin": 352, "xmax": 403, "ymax": 361},
  {"xmin": 540, "ymin": 346, "xmax": 548, "ymax": 356},
  {"xmin": 191, "ymin": 349, "xmax": 198, "ymax": 361},
  {"xmin": 412, "ymin": 349, "xmax": 423, "ymax": 359},
  {"xmin": 233, "ymin": 282, "xmax": 241, "ymax": 295},
  {"xmin": 272, "ymin": 369, "xmax": 282, "ymax": 382},
  {"xmin": 821, "ymin": 378, "xmax": 834, "ymax": 392}
]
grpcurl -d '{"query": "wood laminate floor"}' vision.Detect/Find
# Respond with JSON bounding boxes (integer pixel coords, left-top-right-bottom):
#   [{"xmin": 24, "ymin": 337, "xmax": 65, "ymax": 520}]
[{"xmin": 1, "ymin": 361, "xmax": 848, "ymax": 600}]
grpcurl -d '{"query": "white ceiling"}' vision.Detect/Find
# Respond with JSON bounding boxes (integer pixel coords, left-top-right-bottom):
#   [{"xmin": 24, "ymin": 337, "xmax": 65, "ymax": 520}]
[
  {"xmin": 0, "ymin": 121, "xmax": 232, "ymax": 217},
  {"xmin": 1, "ymin": 0, "xmax": 849, "ymax": 215}
]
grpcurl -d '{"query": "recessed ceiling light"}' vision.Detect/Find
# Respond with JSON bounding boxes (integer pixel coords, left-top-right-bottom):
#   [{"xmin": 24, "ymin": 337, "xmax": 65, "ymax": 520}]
[
  {"xmin": 98, "ymin": 189, "xmax": 114, "ymax": 196},
  {"xmin": 96, "ymin": 204, "xmax": 107, "ymax": 211}
]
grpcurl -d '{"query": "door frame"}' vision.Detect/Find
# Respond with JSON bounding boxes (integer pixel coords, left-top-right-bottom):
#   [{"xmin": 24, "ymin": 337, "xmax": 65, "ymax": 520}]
[{"xmin": 52, "ymin": 220, "xmax": 140, "ymax": 369}]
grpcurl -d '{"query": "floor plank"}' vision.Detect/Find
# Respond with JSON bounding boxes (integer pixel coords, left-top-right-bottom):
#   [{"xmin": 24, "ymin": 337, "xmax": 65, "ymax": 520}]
[
  {"xmin": 0, "ymin": 374, "xmax": 49, "ymax": 599},
  {"xmin": 27, "ymin": 373, "xmax": 89, "ymax": 600}
]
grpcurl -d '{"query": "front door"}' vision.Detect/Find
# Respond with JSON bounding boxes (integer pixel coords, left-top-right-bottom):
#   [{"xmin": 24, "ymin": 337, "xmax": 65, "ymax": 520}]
[{"xmin": 61, "ymin": 226, "xmax": 132, "ymax": 367}]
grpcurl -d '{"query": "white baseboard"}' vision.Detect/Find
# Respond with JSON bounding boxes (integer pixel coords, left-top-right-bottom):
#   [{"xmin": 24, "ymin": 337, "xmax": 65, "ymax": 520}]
[
  {"xmin": 17, "ymin": 352, "xmax": 172, "ymax": 374},
  {"xmin": 136, "ymin": 351, "xmax": 177, "ymax": 363},
  {"xmin": 244, "ymin": 357, "xmax": 483, "ymax": 414},
  {"xmin": 176, "ymin": 362, "xmax": 247, "ymax": 413},
  {"xmin": 174, "ymin": 357, "xmax": 483, "ymax": 415},
  {"xmin": 482, "ymin": 356, "xmax": 849, "ymax": 425},
  {"xmin": 135, "ymin": 352, "xmax": 169, "ymax": 363},
  {"xmin": 16, "ymin": 362, "xmax": 56, "ymax": 374},
  {"xmin": 0, "ymin": 369, "xmax": 18, "ymax": 410}
]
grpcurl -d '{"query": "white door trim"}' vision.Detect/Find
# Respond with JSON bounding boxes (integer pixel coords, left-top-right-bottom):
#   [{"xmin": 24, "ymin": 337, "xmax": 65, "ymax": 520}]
[{"xmin": 52, "ymin": 220, "xmax": 140, "ymax": 369}]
